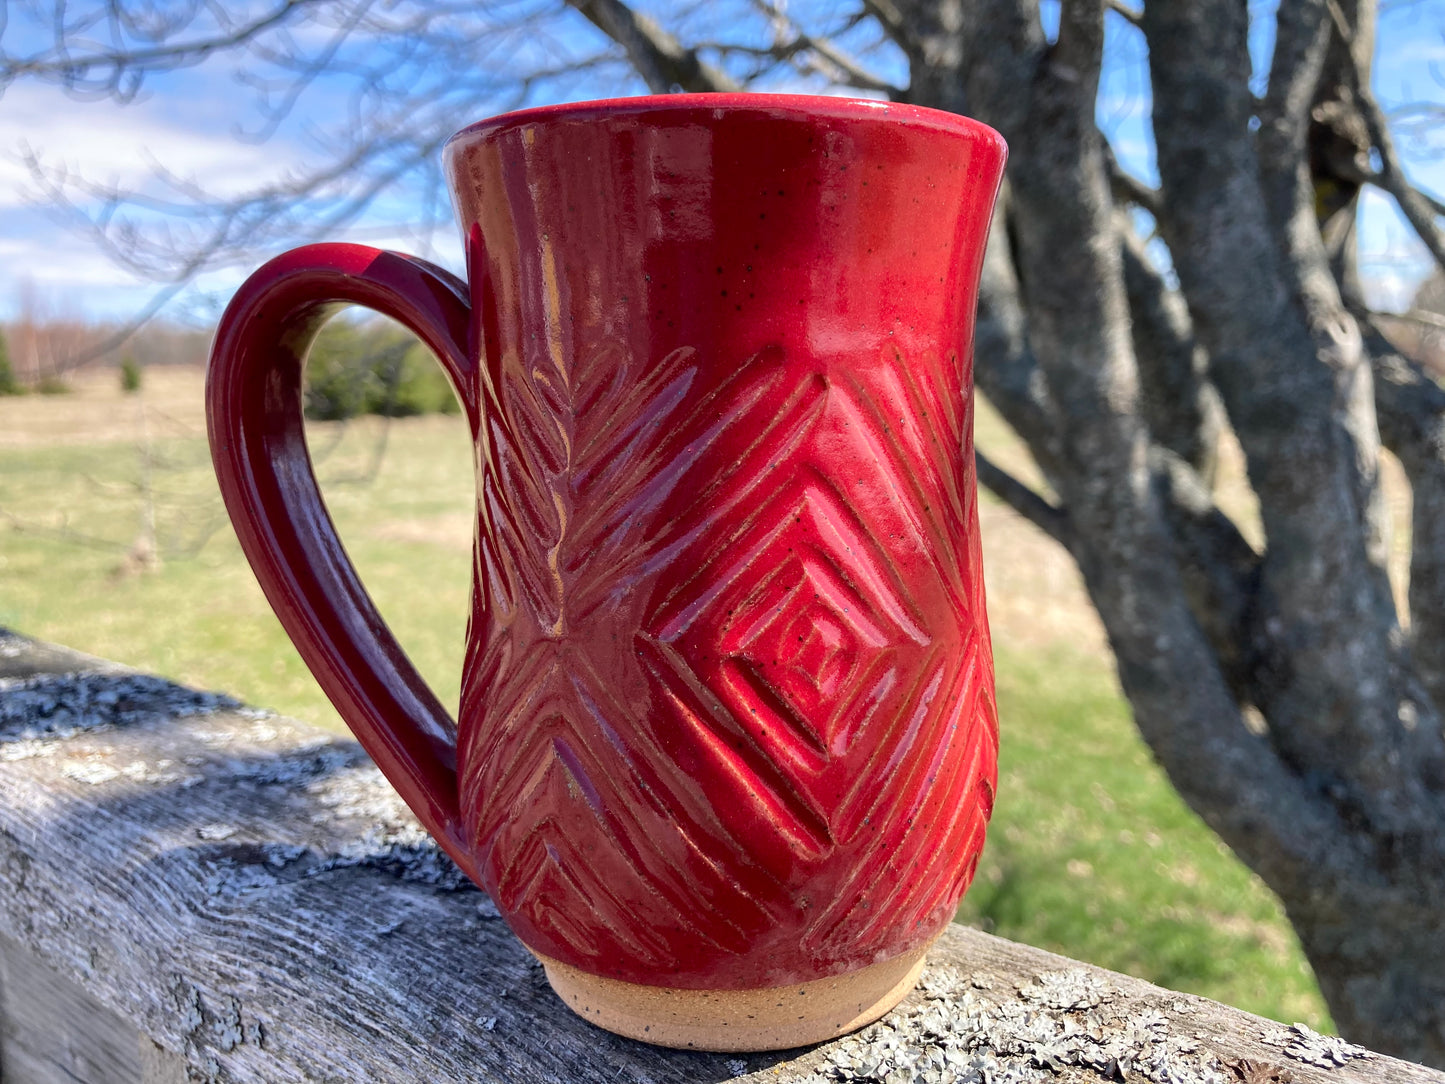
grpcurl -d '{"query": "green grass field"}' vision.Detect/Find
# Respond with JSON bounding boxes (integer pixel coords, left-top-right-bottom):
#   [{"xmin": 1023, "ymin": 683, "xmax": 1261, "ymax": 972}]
[{"xmin": 0, "ymin": 367, "xmax": 1329, "ymax": 1030}]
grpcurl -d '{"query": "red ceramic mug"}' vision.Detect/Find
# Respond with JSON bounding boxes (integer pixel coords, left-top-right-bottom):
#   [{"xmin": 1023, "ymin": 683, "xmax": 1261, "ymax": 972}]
[{"xmin": 207, "ymin": 94, "xmax": 1005, "ymax": 1051}]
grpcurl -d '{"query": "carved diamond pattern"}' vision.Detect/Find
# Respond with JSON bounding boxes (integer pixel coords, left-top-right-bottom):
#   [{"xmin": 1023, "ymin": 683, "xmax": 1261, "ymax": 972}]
[
  {"xmin": 652, "ymin": 476, "xmax": 927, "ymax": 778},
  {"xmin": 723, "ymin": 545, "xmax": 872, "ymax": 758},
  {"xmin": 460, "ymin": 337, "xmax": 998, "ymax": 988}
]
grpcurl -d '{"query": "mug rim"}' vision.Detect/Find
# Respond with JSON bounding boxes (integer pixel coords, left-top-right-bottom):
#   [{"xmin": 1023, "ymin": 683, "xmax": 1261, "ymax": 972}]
[{"xmin": 444, "ymin": 92, "xmax": 1006, "ymax": 154}]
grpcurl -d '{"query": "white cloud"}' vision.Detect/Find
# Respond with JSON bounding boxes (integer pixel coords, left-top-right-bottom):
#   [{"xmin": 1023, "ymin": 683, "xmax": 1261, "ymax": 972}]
[
  {"xmin": 0, "ymin": 83, "xmax": 299, "ymax": 209},
  {"xmin": 0, "ymin": 83, "xmax": 471, "ymax": 320},
  {"xmin": 0, "ymin": 235, "xmax": 141, "ymax": 288}
]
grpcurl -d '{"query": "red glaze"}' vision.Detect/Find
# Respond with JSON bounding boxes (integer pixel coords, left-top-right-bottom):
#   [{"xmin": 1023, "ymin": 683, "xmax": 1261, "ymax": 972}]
[{"xmin": 208, "ymin": 94, "xmax": 1005, "ymax": 994}]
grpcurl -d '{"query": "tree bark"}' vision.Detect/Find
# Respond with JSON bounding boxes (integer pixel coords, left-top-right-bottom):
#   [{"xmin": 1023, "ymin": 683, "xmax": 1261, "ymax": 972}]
[
  {"xmin": 1141, "ymin": 0, "xmax": 1445, "ymax": 1063},
  {"xmin": 953, "ymin": 0, "xmax": 1365, "ymax": 930},
  {"xmin": 888, "ymin": 0, "xmax": 1445, "ymax": 1063},
  {"xmin": 1118, "ymin": 217, "xmax": 1225, "ymax": 485}
]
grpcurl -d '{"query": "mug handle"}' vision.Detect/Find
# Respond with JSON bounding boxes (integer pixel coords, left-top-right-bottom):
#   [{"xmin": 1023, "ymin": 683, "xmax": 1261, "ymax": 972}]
[{"xmin": 207, "ymin": 242, "xmax": 479, "ymax": 878}]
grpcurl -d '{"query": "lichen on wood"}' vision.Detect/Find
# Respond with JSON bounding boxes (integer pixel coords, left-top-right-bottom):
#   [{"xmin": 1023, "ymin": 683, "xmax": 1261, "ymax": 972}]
[
  {"xmin": 0, "ymin": 669, "xmax": 239, "ymax": 744},
  {"xmin": 813, "ymin": 968, "xmax": 1248, "ymax": 1084}
]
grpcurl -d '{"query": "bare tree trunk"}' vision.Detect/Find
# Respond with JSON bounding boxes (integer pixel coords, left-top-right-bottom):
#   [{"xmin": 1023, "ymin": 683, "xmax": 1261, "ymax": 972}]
[{"xmin": 862, "ymin": 0, "xmax": 1445, "ymax": 1064}]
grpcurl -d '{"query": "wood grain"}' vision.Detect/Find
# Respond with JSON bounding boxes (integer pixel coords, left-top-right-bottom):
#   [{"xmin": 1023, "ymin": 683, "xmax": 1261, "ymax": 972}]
[{"xmin": 0, "ymin": 630, "xmax": 1439, "ymax": 1084}]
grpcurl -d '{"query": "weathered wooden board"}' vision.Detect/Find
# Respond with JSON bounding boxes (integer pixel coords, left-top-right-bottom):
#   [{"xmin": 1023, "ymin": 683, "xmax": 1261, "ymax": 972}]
[
  {"xmin": 1, "ymin": 629, "xmax": 1440, "ymax": 1084},
  {"xmin": 0, "ymin": 932, "xmax": 180, "ymax": 1084}
]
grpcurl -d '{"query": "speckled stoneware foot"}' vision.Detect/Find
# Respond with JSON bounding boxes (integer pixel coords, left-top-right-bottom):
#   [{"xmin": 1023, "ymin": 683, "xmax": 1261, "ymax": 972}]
[{"xmin": 535, "ymin": 943, "xmax": 932, "ymax": 1052}]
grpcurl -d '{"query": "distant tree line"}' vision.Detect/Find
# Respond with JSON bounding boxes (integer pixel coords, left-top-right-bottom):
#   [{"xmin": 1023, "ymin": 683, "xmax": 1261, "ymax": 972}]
[{"xmin": 0, "ymin": 316, "xmax": 209, "ymax": 391}]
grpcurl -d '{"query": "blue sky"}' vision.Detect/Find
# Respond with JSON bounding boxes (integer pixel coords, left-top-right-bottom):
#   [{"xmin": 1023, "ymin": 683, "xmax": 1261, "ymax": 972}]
[{"xmin": 0, "ymin": 1, "xmax": 1442, "ymax": 324}]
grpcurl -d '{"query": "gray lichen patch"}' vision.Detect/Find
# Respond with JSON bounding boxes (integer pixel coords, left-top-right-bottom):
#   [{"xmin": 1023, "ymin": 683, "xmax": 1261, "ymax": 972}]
[
  {"xmin": 810, "ymin": 966, "xmax": 1235, "ymax": 1084},
  {"xmin": 0, "ymin": 670, "xmax": 240, "ymax": 744},
  {"xmin": 171, "ymin": 974, "xmax": 266, "ymax": 1076},
  {"xmin": 201, "ymin": 856, "xmax": 282, "ymax": 897},
  {"xmin": 308, "ymin": 831, "xmax": 472, "ymax": 891},
  {"xmin": 1018, "ymin": 968, "xmax": 1113, "ymax": 1011},
  {"xmin": 220, "ymin": 741, "xmax": 367, "ymax": 785},
  {"xmin": 1262, "ymin": 1024, "xmax": 1377, "ymax": 1069},
  {"xmin": 184, "ymin": 841, "xmax": 319, "ymax": 900},
  {"xmin": 304, "ymin": 763, "xmax": 474, "ymax": 891}
]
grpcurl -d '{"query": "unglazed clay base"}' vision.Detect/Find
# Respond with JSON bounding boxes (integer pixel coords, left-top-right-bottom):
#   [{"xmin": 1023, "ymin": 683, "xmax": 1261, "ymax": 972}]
[{"xmin": 535, "ymin": 943, "xmax": 931, "ymax": 1052}]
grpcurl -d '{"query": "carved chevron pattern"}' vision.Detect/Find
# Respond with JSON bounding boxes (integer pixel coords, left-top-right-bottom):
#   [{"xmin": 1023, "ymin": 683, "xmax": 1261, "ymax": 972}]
[{"xmin": 459, "ymin": 336, "xmax": 998, "ymax": 988}]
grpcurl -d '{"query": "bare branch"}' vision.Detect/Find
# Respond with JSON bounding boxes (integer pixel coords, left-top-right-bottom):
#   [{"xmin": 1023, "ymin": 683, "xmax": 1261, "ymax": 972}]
[
  {"xmin": 1258, "ymin": 0, "xmax": 1334, "ymax": 175},
  {"xmin": 796, "ymin": 25, "xmax": 900, "ymax": 94},
  {"xmin": 744, "ymin": 1, "xmax": 904, "ymax": 95},
  {"xmin": 860, "ymin": 0, "xmax": 910, "ymax": 44},
  {"xmin": 1256, "ymin": 0, "xmax": 1384, "ymax": 341},
  {"xmin": 1255, "ymin": 0, "xmax": 1344, "ymax": 304},
  {"xmin": 1390, "ymin": 308, "xmax": 1445, "ymax": 334},
  {"xmin": 975, "ymin": 452, "xmax": 1070, "ymax": 545},
  {"xmin": 1314, "ymin": 0, "xmax": 1445, "ymax": 274},
  {"xmin": 972, "ymin": 195, "xmax": 1064, "ymax": 481},
  {"xmin": 1149, "ymin": 447, "xmax": 1263, "ymax": 700},
  {"xmin": 1306, "ymin": 6, "xmax": 1376, "ymax": 311},
  {"xmin": 956, "ymin": 0, "xmax": 1047, "ymax": 139},
  {"xmin": 0, "ymin": 2, "xmax": 321, "ymax": 101},
  {"xmin": 1145, "ymin": 0, "xmax": 1433, "ymax": 846},
  {"xmin": 881, "ymin": 0, "xmax": 970, "ymax": 113},
  {"xmin": 566, "ymin": 0, "xmax": 739, "ymax": 92},
  {"xmin": 1103, "ymin": 138, "xmax": 1162, "ymax": 216},
  {"xmin": 1352, "ymin": 69, "xmax": 1445, "ymax": 275},
  {"xmin": 958, "ymin": 0, "xmax": 1365, "ymax": 899},
  {"xmin": 3, "ymin": 0, "xmax": 646, "ymax": 347},
  {"xmin": 1054, "ymin": 0, "xmax": 1106, "ymax": 88}
]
